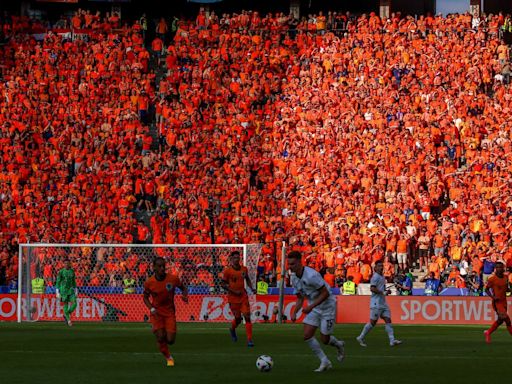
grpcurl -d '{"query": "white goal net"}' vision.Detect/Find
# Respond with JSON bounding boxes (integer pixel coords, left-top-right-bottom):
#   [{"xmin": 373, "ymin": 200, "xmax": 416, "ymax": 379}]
[{"xmin": 17, "ymin": 244, "xmax": 261, "ymax": 323}]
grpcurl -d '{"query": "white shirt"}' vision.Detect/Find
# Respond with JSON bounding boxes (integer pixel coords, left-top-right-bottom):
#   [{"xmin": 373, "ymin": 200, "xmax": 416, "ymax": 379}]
[
  {"xmin": 291, "ymin": 266, "xmax": 336, "ymax": 313},
  {"xmin": 370, "ymin": 272, "xmax": 389, "ymax": 309}
]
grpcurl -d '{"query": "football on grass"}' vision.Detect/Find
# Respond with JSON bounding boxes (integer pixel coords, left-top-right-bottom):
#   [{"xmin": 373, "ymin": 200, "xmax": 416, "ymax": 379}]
[{"xmin": 256, "ymin": 355, "xmax": 273, "ymax": 372}]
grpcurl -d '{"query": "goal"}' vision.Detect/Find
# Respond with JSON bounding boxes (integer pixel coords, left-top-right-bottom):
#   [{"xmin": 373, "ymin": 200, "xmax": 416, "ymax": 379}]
[{"xmin": 17, "ymin": 244, "xmax": 261, "ymax": 323}]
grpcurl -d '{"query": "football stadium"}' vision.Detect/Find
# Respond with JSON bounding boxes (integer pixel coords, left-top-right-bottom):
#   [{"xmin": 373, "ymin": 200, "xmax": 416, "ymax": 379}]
[{"xmin": 1, "ymin": 0, "xmax": 512, "ymax": 383}]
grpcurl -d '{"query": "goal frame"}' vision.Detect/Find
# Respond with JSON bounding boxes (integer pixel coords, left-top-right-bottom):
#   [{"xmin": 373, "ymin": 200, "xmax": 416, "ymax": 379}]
[{"xmin": 17, "ymin": 243, "xmax": 260, "ymax": 323}]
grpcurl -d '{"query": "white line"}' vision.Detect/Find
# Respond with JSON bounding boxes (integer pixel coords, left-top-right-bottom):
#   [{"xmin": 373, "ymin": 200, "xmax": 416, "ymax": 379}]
[{"xmin": 3, "ymin": 350, "xmax": 510, "ymax": 360}]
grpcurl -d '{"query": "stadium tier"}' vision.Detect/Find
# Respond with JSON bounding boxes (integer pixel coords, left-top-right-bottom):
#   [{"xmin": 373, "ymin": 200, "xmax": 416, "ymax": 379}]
[{"xmin": 0, "ymin": 8, "xmax": 512, "ymax": 297}]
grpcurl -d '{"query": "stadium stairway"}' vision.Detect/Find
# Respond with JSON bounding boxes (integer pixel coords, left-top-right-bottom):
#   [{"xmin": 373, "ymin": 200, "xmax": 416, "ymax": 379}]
[
  {"xmin": 148, "ymin": 51, "xmax": 169, "ymax": 153},
  {"xmin": 131, "ymin": 50, "xmax": 168, "ymax": 240}
]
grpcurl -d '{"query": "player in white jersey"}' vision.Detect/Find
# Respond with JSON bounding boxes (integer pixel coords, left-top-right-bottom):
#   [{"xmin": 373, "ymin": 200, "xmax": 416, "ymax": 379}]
[
  {"xmin": 288, "ymin": 251, "xmax": 345, "ymax": 372},
  {"xmin": 356, "ymin": 260, "xmax": 402, "ymax": 347}
]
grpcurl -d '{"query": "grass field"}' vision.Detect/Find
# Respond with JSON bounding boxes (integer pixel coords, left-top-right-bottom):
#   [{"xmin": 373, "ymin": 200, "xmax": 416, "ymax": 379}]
[{"xmin": 1, "ymin": 322, "xmax": 510, "ymax": 384}]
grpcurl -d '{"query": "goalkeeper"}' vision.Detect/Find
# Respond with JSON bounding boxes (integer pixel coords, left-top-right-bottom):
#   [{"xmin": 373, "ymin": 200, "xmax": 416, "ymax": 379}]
[{"xmin": 56, "ymin": 259, "xmax": 77, "ymax": 326}]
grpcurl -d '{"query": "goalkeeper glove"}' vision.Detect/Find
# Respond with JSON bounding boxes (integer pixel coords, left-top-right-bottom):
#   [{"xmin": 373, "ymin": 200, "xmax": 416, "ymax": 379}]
[
  {"xmin": 150, "ymin": 307, "xmax": 157, "ymax": 315},
  {"xmin": 56, "ymin": 289, "xmax": 60, "ymax": 299}
]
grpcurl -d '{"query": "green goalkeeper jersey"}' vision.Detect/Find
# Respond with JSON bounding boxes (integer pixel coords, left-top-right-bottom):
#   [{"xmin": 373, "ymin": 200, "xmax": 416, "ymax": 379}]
[{"xmin": 56, "ymin": 268, "xmax": 76, "ymax": 296}]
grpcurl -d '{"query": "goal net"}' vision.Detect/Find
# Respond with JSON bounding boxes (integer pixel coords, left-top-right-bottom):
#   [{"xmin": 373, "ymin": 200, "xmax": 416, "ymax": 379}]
[{"xmin": 17, "ymin": 244, "xmax": 261, "ymax": 323}]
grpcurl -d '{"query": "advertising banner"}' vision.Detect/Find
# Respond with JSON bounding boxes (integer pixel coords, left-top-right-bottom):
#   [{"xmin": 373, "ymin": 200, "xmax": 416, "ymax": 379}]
[
  {"xmin": 337, "ymin": 296, "xmax": 512, "ymax": 324},
  {"xmin": 4, "ymin": 294, "xmax": 510, "ymax": 324},
  {"xmin": 0, "ymin": 294, "xmax": 303, "ymax": 323}
]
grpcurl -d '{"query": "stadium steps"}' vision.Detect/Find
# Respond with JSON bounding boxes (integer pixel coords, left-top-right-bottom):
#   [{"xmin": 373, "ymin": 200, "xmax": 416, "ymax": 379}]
[
  {"xmin": 411, "ymin": 267, "xmax": 427, "ymax": 288},
  {"xmin": 147, "ymin": 51, "xmax": 169, "ymax": 153},
  {"xmin": 129, "ymin": 50, "xmax": 165, "ymax": 240}
]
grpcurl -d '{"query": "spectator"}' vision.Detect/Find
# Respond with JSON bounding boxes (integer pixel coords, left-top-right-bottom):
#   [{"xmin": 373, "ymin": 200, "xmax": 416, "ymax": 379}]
[
  {"xmin": 342, "ymin": 275, "xmax": 356, "ymax": 295},
  {"xmin": 468, "ymin": 270, "xmax": 483, "ymax": 296},
  {"xmin": 122, "ymin": 272, "xmax": 136, "ymax": 294},
  {"xmin": 156, "ymin": 17, "xmax": 168, "ymax": 40},
  {"xmin": 395, "ymin": 270, "xmax": 413, "ymax": 296},
  {"xmin": 256, "ymin": 275, "xmax": 268, "ymax": 295},
  {"xmin": 423, "ymin": 272, "xmax": 441, "ymax": 296},
  {"xmin": 482, "ymin": 255, "xmax": 496, "ymax": 284}
]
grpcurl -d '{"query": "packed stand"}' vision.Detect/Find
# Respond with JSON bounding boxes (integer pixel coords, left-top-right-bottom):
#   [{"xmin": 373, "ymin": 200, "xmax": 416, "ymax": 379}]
[
  {"xmin": 155, "ymin": 10, "xmax": 512, "ymax": 292},
  {"xmin": 1, "ymin": 9, "xmax": 512, "ymax": 295}
]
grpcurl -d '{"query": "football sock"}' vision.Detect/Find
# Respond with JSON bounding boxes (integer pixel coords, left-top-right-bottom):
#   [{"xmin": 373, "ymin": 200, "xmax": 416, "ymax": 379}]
[
  {"xmin": 306, "ymin": 337, "xmax": 328, "ymax": 362},
  {"xmin": 68, "ymin": 301, "xmax": 77, "ymax": 314},
  {"xmin": 63, "ymin": 303, "xmax": 69, "ymax": 321},
  {"xmin": 507, "ymin": 325, "xmax": 512, "ymax": 335},
  {"xmin": 245, "ymin": 322, "xmax": 253, "ymax": 341},
  {"xmin": 385, "ymin": 323, "xmax": 395, "ymax": 342},
  {"xmin": 231, "ymin": 319, "xmax": 238, "ymax": 330},
  {"xmin": 488, "ymin": 321, "xmax": 500, "ymax": 334},
  {"xmin": 328, "ymin": 335, "xmax": 343, "ymax": 348},
  {"xmin": 359, "ymin": 323, "xmax": 374, "ymax": 339},
  {"xmin": 158, "ymin": 341, "xmax": 170, "ymax": 359}
]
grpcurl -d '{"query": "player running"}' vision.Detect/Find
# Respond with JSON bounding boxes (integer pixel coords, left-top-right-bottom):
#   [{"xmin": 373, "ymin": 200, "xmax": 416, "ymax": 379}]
[
  {"xmin": 56, "ymin": 259, "xmax": 77, "ymax": 326},
  {"xmin": 222, "ymin": 250, "xmax": 255, "ymax": 347},
  {"xmin": 288, "ymin": 251, "xmax": 345, "ymax": 372},
  {"xmin": 356, "ymin": 260, "xmax": 402, "ymax": 347},
  {"xmin": 484, "ymin": 261, "xmax": 512, "ymax": 343},
  {"xmin": 143, "ymin": 257, "xmax": 188, "ymax": 366}
]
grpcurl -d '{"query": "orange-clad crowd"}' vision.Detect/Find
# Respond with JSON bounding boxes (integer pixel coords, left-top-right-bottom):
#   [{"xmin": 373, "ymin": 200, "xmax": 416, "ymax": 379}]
[{"xmin": 1, "ymin": 9, "xmax": 512, "ymax": 290}]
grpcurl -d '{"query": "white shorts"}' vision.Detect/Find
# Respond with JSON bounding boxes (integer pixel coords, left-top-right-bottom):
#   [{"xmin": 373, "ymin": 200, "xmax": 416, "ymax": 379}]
[
  {"xmin": 303, "ymin": 309, "xmax": 335, "ymax": 335},
  {"xmin": 397, "ymin": 253, "xmax": 407, "ymax": 264},
  {"xmin": 370, "ymin": 307, "xmax": 391, "ymax": 321}
]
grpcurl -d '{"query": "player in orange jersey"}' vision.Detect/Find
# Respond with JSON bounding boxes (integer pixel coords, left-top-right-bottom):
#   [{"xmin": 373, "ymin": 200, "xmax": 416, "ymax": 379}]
[
  {"xmin": 222, "ymin": 250, "xmax": 255, "ymax": 347},
  {"xmin": 143, "ymin": 257, "xmax": 188, "ymax": 366},
  {"xmin": 484, "ymin": 261, "xmax": 512, "ymax": 343}
]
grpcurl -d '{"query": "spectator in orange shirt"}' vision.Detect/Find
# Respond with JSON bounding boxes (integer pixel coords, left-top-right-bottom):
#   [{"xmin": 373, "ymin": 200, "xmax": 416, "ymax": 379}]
[{"xmin": 383, "ymin": 256, "xmax": 395, "ymax": 283}]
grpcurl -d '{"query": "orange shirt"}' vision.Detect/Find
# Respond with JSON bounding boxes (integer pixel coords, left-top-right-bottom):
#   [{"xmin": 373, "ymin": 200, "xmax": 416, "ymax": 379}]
[
  {"xmin": 397, "ymin": 239, "xmax": 408, "ymax": 253},
  {"xmin": 486, "ymin": 275, "xmax": 508, "ymax": 303},
  {"xmin": 144, "ymin": 273, "xmax": 182, "ymax": 316},
  {"xmin": 324, "ymin": 272, "xmax": 335, "ymax": 287},
  {"xmin": 223, "ymin": 265, "xmax": 248, "ymax": 303}
]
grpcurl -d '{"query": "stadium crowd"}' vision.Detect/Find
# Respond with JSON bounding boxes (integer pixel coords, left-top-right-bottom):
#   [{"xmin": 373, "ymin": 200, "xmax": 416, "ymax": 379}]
[{"xmin": 1, "ymin": 8, "xmax": 512, "ymax": 293}]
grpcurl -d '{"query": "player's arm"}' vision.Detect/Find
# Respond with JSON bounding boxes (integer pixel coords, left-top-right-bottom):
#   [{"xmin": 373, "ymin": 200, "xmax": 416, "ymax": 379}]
[
  {"xmin": 143, "ymin": 289, "xmax": 157, "ymax": 314},
  {"xmin": 55, "ymin": 270, "xmax": 62, "ymax": 298},
  {"xmin": 484, "ymin": 283, "xmax": 496, "ymax": 301},
  {"xmin": 244, "ymin": 271, "xmax": 255, "ymax": 293},
  {"xmin": 484, "ymin": 276, "xmax": 497, "ymax": 300},
  {"xmin": 72, "ymin": 269, "xmax": 78, "ymax": 296},
  {"xmin": 370, "ymin": 285, "xmax": 389, "ymax": 295},
  {"xmin": 291, "ymin": 292, "xmax": 304, "ymax": 322},
  {"xmin": 303, "ymin": 285, "xmax": 330, "ymax": 314},
  {"xmin": 178, "ymin": 280, "xmax": 189, "ymax": 303}
]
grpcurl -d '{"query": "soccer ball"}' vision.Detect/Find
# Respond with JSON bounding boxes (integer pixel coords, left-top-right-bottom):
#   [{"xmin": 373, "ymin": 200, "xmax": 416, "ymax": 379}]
[{"xmin": 256, "ymin": 355, "xmax": 273, "ymax": 372}]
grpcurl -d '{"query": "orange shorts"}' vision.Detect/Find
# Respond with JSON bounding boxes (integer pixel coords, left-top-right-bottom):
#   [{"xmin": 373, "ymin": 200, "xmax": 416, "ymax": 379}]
[
  {"xmin": 493, "ymin": 301, "xmax": 508, "ymax": 316},
  {"xmin": 229, "ymin": 298, "xmax": 250, "ymax": 317},
  {"xmin": 151, "ymin": 313, "xmax": 176, "ymax": 334}
]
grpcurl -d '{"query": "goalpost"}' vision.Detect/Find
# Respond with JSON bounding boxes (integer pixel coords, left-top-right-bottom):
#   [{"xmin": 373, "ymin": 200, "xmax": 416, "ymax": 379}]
[{"xmin": 17, "ymin": 243, "xmax": 262, "ymax": 323}]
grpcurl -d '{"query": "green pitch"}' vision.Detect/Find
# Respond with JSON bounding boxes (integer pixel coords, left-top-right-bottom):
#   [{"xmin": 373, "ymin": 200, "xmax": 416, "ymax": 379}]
[{"xmin": 0, "ymin": 323, "xmax": 510, "ymax": 384}]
